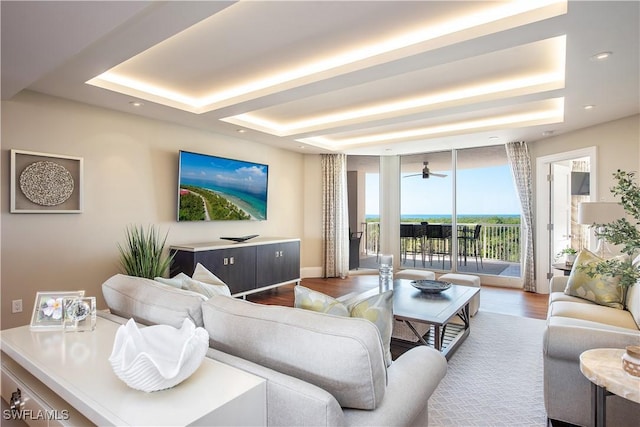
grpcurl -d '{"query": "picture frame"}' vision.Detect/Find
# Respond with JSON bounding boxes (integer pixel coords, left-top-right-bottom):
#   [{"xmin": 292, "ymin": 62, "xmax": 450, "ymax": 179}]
[
  {"xmin": 11, "ymin": 149, "xmax": 83, "ymax": 213},
  {"xmin": 30, "ymin": 291, "xmax": 85, "ymax": 330}
]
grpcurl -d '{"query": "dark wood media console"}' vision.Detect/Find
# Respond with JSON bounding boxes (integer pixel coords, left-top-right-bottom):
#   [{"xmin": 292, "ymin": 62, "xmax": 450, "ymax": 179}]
[{"xmin": 170, "ymin": 237, "xmax": 301, "ymax": 297}]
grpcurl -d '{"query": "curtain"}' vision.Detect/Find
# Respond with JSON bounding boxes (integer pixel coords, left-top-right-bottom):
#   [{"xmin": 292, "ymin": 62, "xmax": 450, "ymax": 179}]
[
  {"xmin": 505, "ymin": 141, "xmax": 536, "ymax": 292},
  {"xmin": 321, "ymin": 154, "xmax": 350, "ymax": 278}
]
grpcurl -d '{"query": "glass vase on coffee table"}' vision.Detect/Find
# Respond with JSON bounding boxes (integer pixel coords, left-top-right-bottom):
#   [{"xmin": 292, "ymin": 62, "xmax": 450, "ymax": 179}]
[{"xmin": 378, "ymin": 254, "xmax": 393, "ymax": 292}]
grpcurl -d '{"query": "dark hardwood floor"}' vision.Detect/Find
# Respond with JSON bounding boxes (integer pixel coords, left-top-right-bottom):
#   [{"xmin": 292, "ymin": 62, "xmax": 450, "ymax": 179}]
[{"xmin": 248, "ymin": 275, "xmax": 549, "ymax": 320}]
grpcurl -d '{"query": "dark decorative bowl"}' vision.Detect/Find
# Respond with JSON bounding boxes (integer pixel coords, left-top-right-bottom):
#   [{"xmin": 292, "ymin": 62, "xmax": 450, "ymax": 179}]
[{"xmin": 410, "ymin": 280, "xmax": 452, "ymax": 293}]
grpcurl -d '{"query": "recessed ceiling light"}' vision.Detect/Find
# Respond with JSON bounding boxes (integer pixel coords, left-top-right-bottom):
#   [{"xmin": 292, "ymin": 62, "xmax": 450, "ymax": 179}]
[
  {"xmin": 298, "ymin": 145, "xmax": 306, "ymax": 149},
  {"xmin": 590, "ymin": 51, "xmax": 612, "ymax": 61},
  {"xmin": 542, "ymin": 130, "xmax": 554, "ymax": 136},
  {"xmin": 237, "ymin": 129, "xmax": 247, "ymax": 133},
  {"xmin": 489, "ymin": 136, "xmax": 499, "ymax": 140},
  {"xmin": 583, "ymin": 105, "xmax": 595, "ymax": 110},
  {"xmin": 129, "ymin": 101, "xmax": 143, "ymax": 107}
]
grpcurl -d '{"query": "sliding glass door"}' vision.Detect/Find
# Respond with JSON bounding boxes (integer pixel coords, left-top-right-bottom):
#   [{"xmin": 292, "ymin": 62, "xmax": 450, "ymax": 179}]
[
  {"xmin": 400, "ymin": 152, "xmax": 453, "ymax": 271},
  {"xmin": 348, "ymin": 147, "xmax": 523, "ymax": 280},
  {"xmin": 455, "ymin": 146, "xmax": 521, "ymax": 278}
]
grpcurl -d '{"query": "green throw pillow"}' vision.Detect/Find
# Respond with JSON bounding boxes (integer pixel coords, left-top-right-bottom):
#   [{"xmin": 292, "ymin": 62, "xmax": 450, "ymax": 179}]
[
  {"xmin": 348, "ymin": 291, "xmax": 394, "ymax": 367},
  {"xmin": 293, "ymin": 285, "xmax": 349, "ymax": 316},
  {"xmin": 294, "ymin": 285, "xmax": 394, "ymax": 366},
  {"xmin": 565, "ymin": 250, "xmax": 624, "ymax": 309}
]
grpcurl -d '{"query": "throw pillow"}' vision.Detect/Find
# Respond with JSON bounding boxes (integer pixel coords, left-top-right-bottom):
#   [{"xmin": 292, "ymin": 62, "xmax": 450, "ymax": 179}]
[
  {"xmin": 154, "ymin": 272, "xmax": 190, "ymax": 289},
  {"xmin": 182, "ymin": 277, "xmax": 231, "ymax": 298},
  {"xmin": 348, "ymin": 291, "xmax": 394, "ymax": 367},
  {"xmin": 293, "ymin": 285, "xmax": 349, "ymax": 316},
  {"xmin": 181, "ymin": 263, "xmax": 231, "ymax": 297},
  {"xmin": 564, "ymin": 250, "xmax": 624, "ymax": 309},
  {"xmin": 294, "ymin": 285, "xmax": 393, "ymax": 366},
  {"xmin": 192, "ymin": 263, "xmax": 227, "ymax": 287}
]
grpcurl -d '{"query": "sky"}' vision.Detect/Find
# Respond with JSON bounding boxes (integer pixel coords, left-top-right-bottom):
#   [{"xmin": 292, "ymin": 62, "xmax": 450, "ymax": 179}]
[
  {"xmin": 366, "ymin": 164, "xmax": 521, "ymax": 216},
  {"xmin": 180, "ymin": 151, "xmax": 268, "ymax": 193}
]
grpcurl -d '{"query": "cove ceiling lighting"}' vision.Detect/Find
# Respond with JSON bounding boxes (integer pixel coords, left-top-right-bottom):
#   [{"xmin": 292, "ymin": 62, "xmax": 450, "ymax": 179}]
[{"xmin": 86, "ymin": 0, "xmax": 567, "ymax": 114}]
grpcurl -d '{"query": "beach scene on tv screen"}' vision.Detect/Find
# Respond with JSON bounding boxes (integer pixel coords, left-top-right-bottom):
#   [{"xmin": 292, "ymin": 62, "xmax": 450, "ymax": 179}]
[{"xmin": 178, "ymin": 151, "xmax": 268, "ymax": 221}]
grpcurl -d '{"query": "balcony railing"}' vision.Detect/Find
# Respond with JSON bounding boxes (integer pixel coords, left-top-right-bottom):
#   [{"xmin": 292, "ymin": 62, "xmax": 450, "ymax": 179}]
[{"xmin": 361, "ymin": 221, "xmax": 521, "ymax": 264}]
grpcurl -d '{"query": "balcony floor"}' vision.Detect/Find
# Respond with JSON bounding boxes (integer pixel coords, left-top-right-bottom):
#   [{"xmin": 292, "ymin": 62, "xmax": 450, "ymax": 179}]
[{"xmin": 356, "ymin": 254, "xmax": 521, "ymax": 277}]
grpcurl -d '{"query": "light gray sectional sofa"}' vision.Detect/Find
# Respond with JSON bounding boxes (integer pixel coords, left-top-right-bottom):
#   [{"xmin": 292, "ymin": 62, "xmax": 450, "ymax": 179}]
[
  {"xmin": 543, "ymin": 275, "xmax": 640, "ymax": 427},
  {"xmin": 102, "ymin": 274, "xmax": 447, "ymax": 426}
]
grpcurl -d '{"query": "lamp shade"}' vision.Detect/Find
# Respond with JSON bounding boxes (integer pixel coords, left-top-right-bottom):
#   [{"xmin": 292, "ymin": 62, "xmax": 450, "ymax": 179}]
[{"xmin": 577, "ymin": 202, "xmax": 626, "ymax": 225}]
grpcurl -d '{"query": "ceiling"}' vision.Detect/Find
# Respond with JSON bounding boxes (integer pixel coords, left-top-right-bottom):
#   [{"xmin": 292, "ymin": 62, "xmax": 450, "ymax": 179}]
[{"xmin": 2, "ymin": 1, "xmax": 638, "ymax": 156}]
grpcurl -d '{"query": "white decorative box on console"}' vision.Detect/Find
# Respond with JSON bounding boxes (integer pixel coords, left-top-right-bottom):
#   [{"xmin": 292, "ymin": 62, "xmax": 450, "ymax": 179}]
[
  {"xmin": 1, "ymin": 316, "xmax": 266, "ymax": 426},
  {"xmin": 171, "ymin": 237, "xmax": 301, "ymax": 297}
]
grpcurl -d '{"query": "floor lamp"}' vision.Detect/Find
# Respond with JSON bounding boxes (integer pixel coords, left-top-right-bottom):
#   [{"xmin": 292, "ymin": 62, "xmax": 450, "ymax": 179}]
[{"xmin": 577, "ymin": 202, "xmax": 626, "ymax": 258}]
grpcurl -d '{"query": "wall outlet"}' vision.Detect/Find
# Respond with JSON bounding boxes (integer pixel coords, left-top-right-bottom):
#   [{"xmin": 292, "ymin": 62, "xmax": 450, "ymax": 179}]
[{"xmin": 12, "ymin": 299, "xmax": 22, "ymax": 313}]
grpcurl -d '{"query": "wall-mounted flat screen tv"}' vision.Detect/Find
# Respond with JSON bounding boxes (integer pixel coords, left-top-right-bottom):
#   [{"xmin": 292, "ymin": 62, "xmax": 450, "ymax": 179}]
[{"xmin": 178, "ymin": 150, "xmax": 268, "ymax": 221}]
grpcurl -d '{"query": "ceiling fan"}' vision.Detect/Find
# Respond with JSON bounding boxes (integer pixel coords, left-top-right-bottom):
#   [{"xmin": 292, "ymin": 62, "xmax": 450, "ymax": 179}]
[{"xmin": 404, "ymin": 162, "xmax": 447, "ymax": 179}]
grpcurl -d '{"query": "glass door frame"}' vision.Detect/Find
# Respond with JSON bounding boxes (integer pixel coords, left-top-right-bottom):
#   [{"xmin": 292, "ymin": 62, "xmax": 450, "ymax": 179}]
[{"xmin": 382, "ymin": 147, "xmax": 523, "ymax": 287}]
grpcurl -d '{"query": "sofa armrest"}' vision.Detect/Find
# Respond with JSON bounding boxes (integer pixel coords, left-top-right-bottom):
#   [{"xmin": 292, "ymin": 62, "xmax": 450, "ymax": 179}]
[
  {"xmin": 207, "ymin": 347, "xmax": 346, "ymax": 427},
  {"xmin": 343, "ymin": 346, "xmax": 447, "ymax": 426},
  {"xmin": 544, "ymin": 317, "xmax": 640, "ymax": 361},
  {"xmin": 549, "ymin": 276, "xmax": 569, "ymax": 293}
]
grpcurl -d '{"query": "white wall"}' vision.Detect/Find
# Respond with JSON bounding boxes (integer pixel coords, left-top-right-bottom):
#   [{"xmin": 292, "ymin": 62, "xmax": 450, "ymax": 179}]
[
  {"xmin": 302, "ymin": 154, "xmax": 323, "ymax": 278},
  {"xmin": 1, "ymin": 91, "xmax": 313, "ymax": 328},
  {"xmin": 529, "ymin": 114, "xmax": 640, "ymax": 292},
  {"xmin": 530, "ymin": 115, "xmax": 640, "ymax": 201}
]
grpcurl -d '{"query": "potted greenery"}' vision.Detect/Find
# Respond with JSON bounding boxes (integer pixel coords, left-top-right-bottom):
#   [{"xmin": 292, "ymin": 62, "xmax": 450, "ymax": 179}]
[
  {"xmin": 581, "ymin": 170, "xmax": 640, "ymax": 289},
  {"xmin": 117, "ymin": 224, "xmax": 174, "ymax": 279},
  {"xmin": 557, "ymin": 247, "xmax": 578, "ymax": 266}
]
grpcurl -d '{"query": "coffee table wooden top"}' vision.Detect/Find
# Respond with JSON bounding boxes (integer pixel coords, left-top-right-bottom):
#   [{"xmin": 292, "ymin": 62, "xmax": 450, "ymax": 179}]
[{"xmin": 392, "ymin": 279, "xmax": 479, "ymax": 325}]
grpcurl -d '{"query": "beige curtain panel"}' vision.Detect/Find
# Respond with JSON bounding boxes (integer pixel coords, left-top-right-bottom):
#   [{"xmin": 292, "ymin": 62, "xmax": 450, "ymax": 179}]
[
  {"xmin": 321, "ymin": 153, "xmax": 350, "ymax": 278},
  {"xmin": 505, "ymin": 141, "xmax": 536, "ymax": 292}
]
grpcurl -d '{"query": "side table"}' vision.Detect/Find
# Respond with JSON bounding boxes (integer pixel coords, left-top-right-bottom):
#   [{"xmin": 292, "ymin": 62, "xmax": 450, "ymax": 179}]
[
  {"xmin": 579, "ymin": 348, "xmax": 640, "ymax": 427},
  {"xmin": 551, "ymin": 263, "xmax": 573, "ymax": 276}
]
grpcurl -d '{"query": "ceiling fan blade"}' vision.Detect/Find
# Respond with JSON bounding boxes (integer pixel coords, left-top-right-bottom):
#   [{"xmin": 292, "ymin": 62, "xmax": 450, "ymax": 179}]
[
  {"xmin": 431, "ymin": 172, "xmax": 447, "ymax": 178},
  {"xmin": 403, "ymin": 173, "xmax": 422, "ymax": 178}
]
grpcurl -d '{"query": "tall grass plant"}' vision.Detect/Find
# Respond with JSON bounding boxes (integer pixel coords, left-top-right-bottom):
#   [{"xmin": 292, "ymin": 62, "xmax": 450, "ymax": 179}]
[{"xmin": 118, "ymin": 225, "xmax": 173, "ymax": 279}]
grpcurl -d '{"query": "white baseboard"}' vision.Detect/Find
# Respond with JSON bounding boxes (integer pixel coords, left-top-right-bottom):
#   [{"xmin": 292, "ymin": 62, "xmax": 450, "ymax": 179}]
[{"xmin": 301, "ymin": 266, "xmax": 323, "ymax": 278}]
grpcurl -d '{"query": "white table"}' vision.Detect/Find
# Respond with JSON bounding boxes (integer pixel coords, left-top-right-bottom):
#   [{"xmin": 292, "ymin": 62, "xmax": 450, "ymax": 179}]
[
  {"xmin": 580, "ymin": 348, "xmax": 640, "ymax": 427},
  {"xmin": 1, "ymin": 317, "xmax": 266, "ymax": 426}
]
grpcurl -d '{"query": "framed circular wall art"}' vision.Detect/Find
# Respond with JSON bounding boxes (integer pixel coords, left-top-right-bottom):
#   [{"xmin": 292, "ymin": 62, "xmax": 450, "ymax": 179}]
[{"xmin": 10, "ymin": 149, "xmax": 83, "ymax": 213}]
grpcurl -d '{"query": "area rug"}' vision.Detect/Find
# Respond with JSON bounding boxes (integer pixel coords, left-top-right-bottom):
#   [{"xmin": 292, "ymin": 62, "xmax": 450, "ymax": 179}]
[{"xmin": 427, "ymin": 311, "xmax": 547, "ymax": 427}]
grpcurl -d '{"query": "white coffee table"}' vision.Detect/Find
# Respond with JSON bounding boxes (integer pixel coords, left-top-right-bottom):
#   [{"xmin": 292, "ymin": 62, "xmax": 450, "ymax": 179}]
[
  {"xmin": 580, "ymin": 348, "xmax": 640, "ymax": 427},
  {"xmin": 1, "ymin": 316, "xmax": 266, "ymax": 426}
]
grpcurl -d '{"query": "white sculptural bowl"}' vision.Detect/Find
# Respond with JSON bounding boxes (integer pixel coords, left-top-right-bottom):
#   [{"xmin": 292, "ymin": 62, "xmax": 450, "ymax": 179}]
[{"xmin": 109, "ymin": 318, "xmax": 209, "ymax": 392}]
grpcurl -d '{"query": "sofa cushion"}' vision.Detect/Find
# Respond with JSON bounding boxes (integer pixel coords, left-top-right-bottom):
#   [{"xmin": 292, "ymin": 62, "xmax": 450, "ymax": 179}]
[
  {"xmin": 202, "ymin": 296, "xmax": 387, "ymax": 410},
  {"xmin": 548, "ymin": 300, "xmax": 638, "ymax": 330},
  {"xmin": 294, "ymin": 285, "xmax": 393, "ymax": 366},
  {"xmin": 564, "ymin": 250, "xmax": 624, "ymax": 309},
  {"xmin": 549, "ymin": 291, "xmax": 593, "ymax": 304},
  {"xmin": 102, "ymin": 274, "xmax": 206, "ymax": 328}
]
